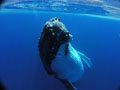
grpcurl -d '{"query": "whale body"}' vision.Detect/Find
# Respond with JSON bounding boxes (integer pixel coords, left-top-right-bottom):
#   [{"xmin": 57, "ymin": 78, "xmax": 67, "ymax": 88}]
[{"xmin": 38, "ymin": 17, "xmax": 92, "ymax": 90}]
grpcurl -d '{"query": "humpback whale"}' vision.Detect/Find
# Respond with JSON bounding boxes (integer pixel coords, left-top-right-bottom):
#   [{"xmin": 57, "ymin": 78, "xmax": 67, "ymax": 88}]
[{"xmin": 38, "ymin": 17, "xmax": 92, "ymax": 90}]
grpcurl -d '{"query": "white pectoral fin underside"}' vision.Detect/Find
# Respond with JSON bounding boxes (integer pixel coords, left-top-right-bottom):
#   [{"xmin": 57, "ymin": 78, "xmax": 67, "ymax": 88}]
[{"xmin": 78, "ymin": 51, "xmax": 92, "ymax": 68}]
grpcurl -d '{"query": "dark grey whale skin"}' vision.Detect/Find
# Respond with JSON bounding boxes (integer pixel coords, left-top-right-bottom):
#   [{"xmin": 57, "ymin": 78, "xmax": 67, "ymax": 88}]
[{"xmin": 38, "ymin": 17, "xmax": 77, "ymax": 90}]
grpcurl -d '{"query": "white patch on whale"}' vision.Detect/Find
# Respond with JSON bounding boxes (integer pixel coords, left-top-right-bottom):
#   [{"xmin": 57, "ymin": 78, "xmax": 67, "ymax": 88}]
[{"xmin": 51, "ymin": 41, "xmax": 92, "ymax": 83}]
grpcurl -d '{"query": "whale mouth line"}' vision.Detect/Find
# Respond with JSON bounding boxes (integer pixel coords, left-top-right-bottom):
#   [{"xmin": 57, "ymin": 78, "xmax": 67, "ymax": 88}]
[{"xmin": 64, "ymin": 42, "xmax": 69, "ymax": 56}]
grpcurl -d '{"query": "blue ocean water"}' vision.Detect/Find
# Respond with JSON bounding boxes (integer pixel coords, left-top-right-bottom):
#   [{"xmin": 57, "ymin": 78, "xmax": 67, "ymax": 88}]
[{"xmin": 0, "ymin": 1, "xmax": 120, "ymax": 90}]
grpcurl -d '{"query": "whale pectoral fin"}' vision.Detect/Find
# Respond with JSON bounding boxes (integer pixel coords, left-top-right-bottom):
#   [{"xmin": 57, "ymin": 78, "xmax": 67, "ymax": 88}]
[
  {"xmin": 59, "ymin": 79, "xmax": 78, "ymax": 90},
  {"xmin": 78, "ymin": 51, "xmax": 92, "ymax": 68}
]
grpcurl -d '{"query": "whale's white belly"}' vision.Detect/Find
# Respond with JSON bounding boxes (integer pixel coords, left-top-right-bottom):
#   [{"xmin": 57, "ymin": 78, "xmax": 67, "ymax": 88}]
[{"xmin": 51, "ymin": 43, "xmax": 84, "ymax": 82}]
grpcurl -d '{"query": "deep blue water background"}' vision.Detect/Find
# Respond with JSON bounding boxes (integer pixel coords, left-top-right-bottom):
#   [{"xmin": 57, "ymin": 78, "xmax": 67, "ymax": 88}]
[{"xmin": 0, "ymin": 10, "xmax": 120, "ymax": 90}]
